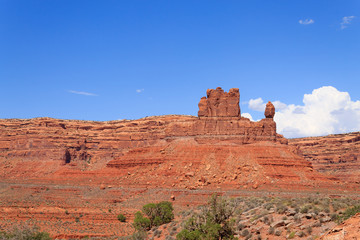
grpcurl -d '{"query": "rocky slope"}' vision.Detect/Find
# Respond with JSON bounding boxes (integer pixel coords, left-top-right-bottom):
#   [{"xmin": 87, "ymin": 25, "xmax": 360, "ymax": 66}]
[
  {"xmin": 320, "ymin": 213, "xmax": 360, "ymax": 239},
  {"xmin": 290, "ymin": 132, "xmax": 360, "ymax": 185}
]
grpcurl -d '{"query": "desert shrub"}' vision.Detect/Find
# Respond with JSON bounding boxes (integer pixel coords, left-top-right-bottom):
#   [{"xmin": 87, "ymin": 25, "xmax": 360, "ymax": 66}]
[
  {"xmin": 237, "ymin": 223, "xmax": 245, "ymax": 231},
  {"xmin": 288, "ymin": 231, "xmax": 296, "ymax": 239},
  {"xmin": 241, "ymin": 229, "xmax": 249, "ymax": 237},
  {"xmin": 264, "ymin": 202, "xmax": 273, "ymax": 210},
  {"xmin": 133, "ymin": 211, "xmax": 151, "ymax": 231},
  {"xmin": 300, "ymin": 205, "xmax": 309, "ymax": 213},
  {"xmin": 306, "ymin": 226, "xmax": 312, "ymax": 235},
  {"xmin": 153, "ymin": 229, "xmax": 162, "ymax": 237},
  {"xmin": 176, "ymin": 194, "xmax": 237, "ymax": 240},
  {"xmin": 263, "ymin": 216, "xmax": 270, "ymax": 225},
  {"xmin": 276, "ymin": 204, "xmax": 287, "ymax": 214},
  {"xmin": 176, "ymin": 229, "xmax": 202, "ymax": 240},
  {"xmin": 330, "ymin": 213, "xmax": 339, "ymax": 221},
  {"xmin": 133, "ymin": 201, "xmax": 174, "ymax": 231},
  {"xmin": 143, "ymin": 201, "xmax": 174, "ymax": 227},
  {"xmin": 275, "ymin": 229, "xmax": 281, "ymax": 236},
  {"xmin": 125, "ymin": 231, "xmax": 147, "ymax": 240},
  {"xmin": 268, "ymin": 227, "xmax": 274, "ymax": 235},
  {"xmin": 337, "ymin": 205, "xmax": 360, "ymax": 223},
  {"xmin": 0, "ymin": 225, "xmax": 51, "ymax": 240},
  {"xmin": 118, "ymin": 214, "xmax": 127, "ymax": 222},
  {"xmin": 312, "ymin": 207, "xmax": 320, "ymax": 215},
  {"xmin": 245, "ymin": 233, "xmax": 252, "ymax": 240}
]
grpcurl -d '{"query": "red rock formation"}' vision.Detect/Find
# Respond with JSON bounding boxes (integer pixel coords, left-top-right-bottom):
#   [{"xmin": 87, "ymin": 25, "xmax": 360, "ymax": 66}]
[
  {"xmin": 198, "ymin": 87, "xmax": 240, "ymax": 117},
  {"xmin": 0, "ymin": 88, "xmax": 283, "ymax": 174},
  {"xmin": 264, "ymin": 101, "xmax": 275, "ymax": 118},
  {"xmin": 290, "ymin": 132, "xmax": 360, "ymax": 184},
  {"xmin": 0, "ymin": 87, "xmax": 357, "ymax": 239}
]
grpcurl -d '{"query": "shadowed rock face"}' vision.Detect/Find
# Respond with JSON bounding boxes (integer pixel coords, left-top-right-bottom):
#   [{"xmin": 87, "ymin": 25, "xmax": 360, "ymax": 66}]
[{"xmin": 198, "ymin": 87, "xmax": 240, "ymax": 117}]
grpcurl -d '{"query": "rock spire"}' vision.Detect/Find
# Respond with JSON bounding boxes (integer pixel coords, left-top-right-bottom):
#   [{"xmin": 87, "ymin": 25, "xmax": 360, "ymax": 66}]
[{"xmin": 264, "ymin": 101, "xmax": 275, "ymax": 118}]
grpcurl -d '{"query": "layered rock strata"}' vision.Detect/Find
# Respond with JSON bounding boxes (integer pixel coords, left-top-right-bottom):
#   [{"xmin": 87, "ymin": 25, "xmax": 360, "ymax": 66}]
[
  {"xmin": 0, "ymin": 88, "xmax": 284, "ymax": 171},
  {"xmin": 0, "ymin": 87, "xmax": 345, "ymax": 191},
  {"xmin": 290, "ymin": 132, "xmax": 360, "ymax": 184}
]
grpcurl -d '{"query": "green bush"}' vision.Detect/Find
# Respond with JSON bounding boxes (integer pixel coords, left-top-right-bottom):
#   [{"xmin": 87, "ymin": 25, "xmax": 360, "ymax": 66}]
[
  {"xmin": 0, "ymin": 225, "xmax": 51, "ymax": 240},
  {"xmin": 176, "ymin": 229, "xmax": 202, "ymax": 240},
  {"xmin": 133, "ymin": 211, "xmax": 151, "ymax": 231},
  {"xmin": 118, "ymin": 214, "xmax": 127, "ymax": 222},
  {"xmin": 133, "ymin": 201, "xmax": 174, "ymax": 231},
  {"xmin": 300, "ymin": 205, "xmax": 309, "ymax": 213},
  {"xmin": 176, "ymin": 194, "xmax": 237, "ymax": 240},
  {"xmin": 337, "ymin": 205, "xmax": 360, "ymax": 223},
  {"xmin": 142, "ymin": 201, "xmax": 174, "ymax": 227}
]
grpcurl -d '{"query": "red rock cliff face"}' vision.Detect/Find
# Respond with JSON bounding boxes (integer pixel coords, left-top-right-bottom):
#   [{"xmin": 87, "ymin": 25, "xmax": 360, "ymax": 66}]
[
  {"xmin": 290, "ymin": 132, "xmax": 360, "ymax": 184},
  {"xmin": 1, "ymin": 87, "xmax": 343, "ymax": 192},
  {"xmin": 0, "ymin": 88, "xmax": 283, "ymax": 169}
]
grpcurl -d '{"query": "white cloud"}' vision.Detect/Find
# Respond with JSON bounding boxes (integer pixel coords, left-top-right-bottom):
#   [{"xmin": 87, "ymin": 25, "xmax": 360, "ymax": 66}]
[
  {"xmin": 248, "ymin": 98, "xmax": 266, "ymax": 111},
  {"xmin": 340, "ymin": 16, "xmax": 355, "ymax": 29},
  {"xmin": 136, "ymin": 89, "xmax": 144, "ymax": 93},
  {"xmin": 241, "ymin": 113, "xmax": 254, "ymax": 121},
  {"xmin": 68, "ymin": 90, "xmax": 98, "ymax": 96},
  {"xmin": 274, "ymin": 86, "xmax": 360, "ymax": 138},
  {"xmin": 246, "ymin": 86, "xmax": 360, "ymax": 138},
  {"xmin": 299, "ymin": 19, "xmax": 314, "ymax": 25},
  {"xmin": 248, "ymin": 98, "xmax": 287, "ymax": 112}
]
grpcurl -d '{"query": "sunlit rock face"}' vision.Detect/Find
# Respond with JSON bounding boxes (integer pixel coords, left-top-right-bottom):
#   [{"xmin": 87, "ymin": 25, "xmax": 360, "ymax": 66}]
[{"xmin": 198, "ymin": 87, "xmax": 240, "ymax": 117}]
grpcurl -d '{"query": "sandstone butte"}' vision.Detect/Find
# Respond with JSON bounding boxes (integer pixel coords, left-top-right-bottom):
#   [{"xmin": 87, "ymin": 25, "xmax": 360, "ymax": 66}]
[{"xmin": 0, "ymin": 87, "xmax": 359, "ymax": 238}]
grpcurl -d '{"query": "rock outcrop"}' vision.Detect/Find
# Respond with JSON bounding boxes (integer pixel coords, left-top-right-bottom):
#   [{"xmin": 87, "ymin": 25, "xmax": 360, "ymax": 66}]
[
  {"xmin": 264, "ymin": 101, "xmax": 275, "ymax": 118},
  {"xmin": 198, "ymin": 87, "xmax": 240, "ymax": 117},
  {"xmin": 320, "ymin": 213, "xmax": 360, "ymax": 239}
]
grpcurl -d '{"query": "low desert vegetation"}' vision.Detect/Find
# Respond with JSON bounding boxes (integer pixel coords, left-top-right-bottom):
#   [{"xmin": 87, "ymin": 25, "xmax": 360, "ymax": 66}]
[
  {"xmin": 177, "ymin": 194, "xmax": 237, "ymax": 240},
  {"xmin": 121, "ymin": 195, "xmax": 360, "ymax": 239},
  {"xmin": 122, "ymin": 201, "xmax": 175, "ymax": 239},
  {"xmin": 133, "ymin": 201, "xmax": 174, "ymax": 231},
  {"xmin": 0, "ymin": 225, "xmax": 51, "ymax": 240},
  {"xmin": 117, "ymin": 214, "xmax": 127, "ymax": 222}
]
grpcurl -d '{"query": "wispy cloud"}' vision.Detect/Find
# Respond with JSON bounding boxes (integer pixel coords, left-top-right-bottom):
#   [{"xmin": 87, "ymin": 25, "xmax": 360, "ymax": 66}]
[
  {"xmin": 299, "ymin": 19, "xmax": 314, "ymax": 25},
  {"xmin": 340, "ymin": 16, "xmax": 355, "ymax": 29},
  {"xmin": 136, "ymin": 89, "xmax": 144, "ymax": 93},
  {"xmin": 68, "ymin": 90, "xmax": 98, "ymax": 96}
]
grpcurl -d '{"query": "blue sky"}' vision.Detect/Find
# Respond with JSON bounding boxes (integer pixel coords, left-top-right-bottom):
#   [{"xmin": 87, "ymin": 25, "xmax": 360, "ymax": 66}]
[{"xmin": 1, "ymin": 0, "xmax": 359, "ymax": 137}]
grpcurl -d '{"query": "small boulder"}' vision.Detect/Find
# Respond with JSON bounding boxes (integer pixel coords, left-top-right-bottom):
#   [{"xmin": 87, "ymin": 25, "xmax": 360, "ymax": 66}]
[{"xmin": 271, "ymin": 220, "xmax": 285, "ymax": 228}]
